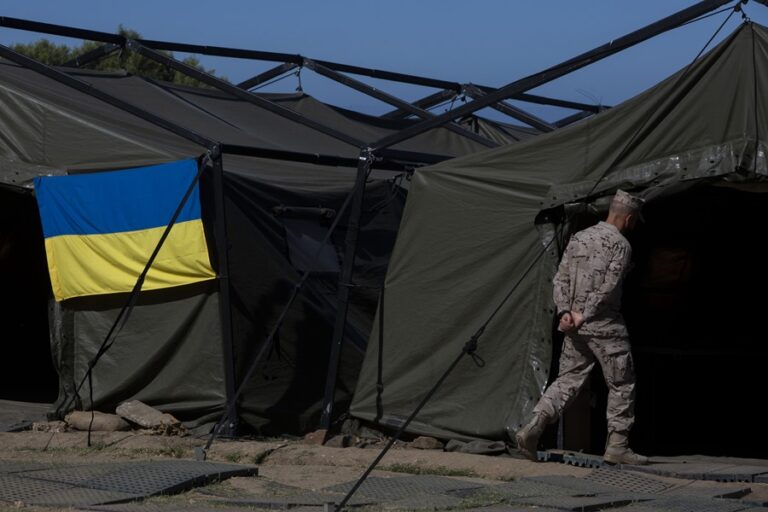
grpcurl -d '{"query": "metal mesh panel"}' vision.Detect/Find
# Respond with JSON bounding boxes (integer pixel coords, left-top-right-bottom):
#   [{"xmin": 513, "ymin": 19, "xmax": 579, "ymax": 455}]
[
  {"xmin": 646, "ymin": 495, "xmax": 753, "ymax": 512},
  {"xmin": 27, "ymin": 488, "xmax": 139, "ymax": 506},
  {"xmin": 585, "ymin": 467, "xmax": 674, "ymax": 494},
  {"xmin": 508, "ymin": 493, "xmax": 646, "ymax": 511},
  {"xmin": 524, "ymin": 474, "xmax": 621, "ymax": 495},
  {"xmin": 0, "ymin": 474, "xmax": 72, "ymax": 502},
  {"xmin": 324, "ymin": 475, "xmax": 483, "ymax": 500}
]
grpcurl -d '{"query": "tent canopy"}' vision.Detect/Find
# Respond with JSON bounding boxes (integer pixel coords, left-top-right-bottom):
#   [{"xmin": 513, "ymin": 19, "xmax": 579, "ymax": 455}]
[{"xmin": 351, "ymin": 22, "xmax": 768, "ymax": 442}]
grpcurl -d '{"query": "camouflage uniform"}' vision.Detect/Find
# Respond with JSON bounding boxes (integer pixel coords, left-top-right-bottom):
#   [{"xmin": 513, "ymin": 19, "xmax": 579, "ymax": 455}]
[{"xmin": 534, "ymin": 221, "xmax": 636, "ymax": 435}]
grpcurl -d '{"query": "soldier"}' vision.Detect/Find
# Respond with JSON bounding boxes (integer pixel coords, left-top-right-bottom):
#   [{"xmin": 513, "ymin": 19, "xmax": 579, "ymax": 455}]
[{"xmin": 516, "ymin": 189, "xmax": 648, "ymax": 465}]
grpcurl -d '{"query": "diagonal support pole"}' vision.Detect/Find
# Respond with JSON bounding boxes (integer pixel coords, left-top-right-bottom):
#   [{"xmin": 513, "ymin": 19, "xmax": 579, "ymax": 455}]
[
  {"xmin": 124, "ymin": 40, "xmax": 367, "ymax": 149},
  {"xmin": 304, "ymin": 59, "xmax": 497, "ymax": 148},
  {"xmin": 62, "ymin": 42, "xmax": 120, "ymax": 68},
  {"xmin": 464, "ymin": 84, "xmax": 556, "ymax": 132},
  {"xmin": 380, "ymin": 89, "xmax": 459, "ymax": 119},
  {"xmin": 237, "ymin": 62, "xmax": 298, "ymax": 90},
  {"xmin": 0, "ymin": 43, "xmax": 214, "ymax": 149}
]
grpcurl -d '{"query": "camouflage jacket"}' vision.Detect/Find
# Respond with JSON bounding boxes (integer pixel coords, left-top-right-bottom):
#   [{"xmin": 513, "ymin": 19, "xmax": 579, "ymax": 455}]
[{"xmin": 553, "ymin": 221, "xmax": 631, "ymax": 337}]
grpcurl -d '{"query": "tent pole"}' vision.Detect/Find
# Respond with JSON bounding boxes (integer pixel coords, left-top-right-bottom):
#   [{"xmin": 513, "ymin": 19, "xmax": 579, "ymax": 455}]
[
  {"xmin": 237, "ymin": 62, "xmax": 299, "ymax": 90},
  {"xmin": 511, "ymin": 92, "xmax": 606, "ymax": 113},
  {"xmin": 380, "ymin": 89, "xmax": 459, "ymax": 119},
  {"xmin": 61, "ymin": 42, "xmax": 121, "ymax": 68},
  {"xmin": 319, "ymin": 149, "xmax": 372, "ymax": 432},
  {"xmin": 304, "ymin": 59, "xmax": 497, "ymax": 148},
  {"xmin": 369, "ymin": 0, "xmax": 737, "ymax": 151},
  {"xmin": 464, "ymin": 84, "xmax": 555, "ymax": 131},
  {"xmin": 123, "ymin": 40, "xmax": 367, "ymax": 149},
  {"xmin": 0, "ymin": 43, "xmax": 215, "ymax": 149},
  {"xmin": 211, "ymin": 151, "xmax": 238, "ymax": 435}
]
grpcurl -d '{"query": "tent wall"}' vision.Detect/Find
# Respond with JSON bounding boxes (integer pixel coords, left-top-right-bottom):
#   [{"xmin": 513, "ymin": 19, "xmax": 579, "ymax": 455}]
[
  {"xmin": 222, "ymin": 157, "xmax": 407, "ymax": 433},
  {"xmin": 56, "ymin": 281, "xmax": 226, "ymax": 427}
]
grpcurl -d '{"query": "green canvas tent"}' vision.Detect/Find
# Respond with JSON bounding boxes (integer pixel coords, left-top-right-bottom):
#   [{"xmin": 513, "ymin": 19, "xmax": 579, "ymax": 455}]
[
  {"xmin": 351, "ymin": 22, "xmax": 768, "ymax": 458},
  {"xmin": 0, "ymin": 46, "xmax": 542, "ymax": 434}
]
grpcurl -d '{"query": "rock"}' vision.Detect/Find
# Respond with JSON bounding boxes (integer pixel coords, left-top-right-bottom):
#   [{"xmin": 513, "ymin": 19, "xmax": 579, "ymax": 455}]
[
  {"xmin": 303, "ymin": 429, "xmax": 327, "ymax": 445},
  {"xmin": 358, "ymin": 425, "xmax": 385, "ymax": 440},
  {"xmin": 116, "ymin": 400, "xmax": 180, "ymax": 429},
  {"xmin": 324, "ymin": 434, "xmax": 351, "ymax": 448},
  {"xmin": 411, "ymin": 436, "xmax": 444, "ymax": 450},
  {"xmin": 32, "ymin": 421, "xmax": 67, "ymax": 433},
  {"xmin": 340, "ymin": 418, "xmax": 360, "ymax": 436},
  {"xmin": 65, "ymin": 411, "xmax": 130, "ymax": 431}
]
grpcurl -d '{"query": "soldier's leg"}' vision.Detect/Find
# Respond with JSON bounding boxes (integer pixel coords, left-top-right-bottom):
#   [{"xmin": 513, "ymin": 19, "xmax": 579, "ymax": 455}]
[
  {"xmin": 590, "ymin": 337, "xmax": 647, "ymax": 464},
  {"xmin": 516, "ymin": 334, "xmax": 594, "ymax": 460},
  {"xmin": 534, "ymin": 334, "xmax": 596, "ymax": 421}
]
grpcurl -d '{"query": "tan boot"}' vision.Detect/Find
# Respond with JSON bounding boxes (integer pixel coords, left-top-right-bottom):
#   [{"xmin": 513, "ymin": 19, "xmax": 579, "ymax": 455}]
[
  {"xmin": 603, "ymin": 432, "xmax": 648, "ymax": 465},
  {"xmin": 515, "ymin": 413, "xmax": 549, "ymax": 461}
]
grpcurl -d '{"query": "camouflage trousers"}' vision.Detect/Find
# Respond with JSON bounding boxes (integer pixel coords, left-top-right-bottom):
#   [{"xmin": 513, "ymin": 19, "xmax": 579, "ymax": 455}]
[{"xmin": 533, "ymin": 333, "xmax": 636, "ymax": 435}]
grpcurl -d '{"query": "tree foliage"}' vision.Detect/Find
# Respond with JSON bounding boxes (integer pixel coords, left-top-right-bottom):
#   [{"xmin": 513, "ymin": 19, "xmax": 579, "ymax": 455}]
[{"xmin": 10, "ymin": 26, "xmax": 226, "ymax": 87}]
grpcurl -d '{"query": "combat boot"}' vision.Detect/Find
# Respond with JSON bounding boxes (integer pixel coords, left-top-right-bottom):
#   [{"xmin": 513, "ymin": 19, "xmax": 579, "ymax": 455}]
[
  {"xmin": 515, "ymin": 413, "xmax": 550, "ymax": 461},
  {"xmin": 603, "ymin": 432, "xmax": 648, "ymax": 465}
]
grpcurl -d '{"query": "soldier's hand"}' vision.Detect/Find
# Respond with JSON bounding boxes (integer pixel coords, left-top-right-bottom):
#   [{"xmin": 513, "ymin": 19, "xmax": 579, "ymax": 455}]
[
  {"xmin": 571, "ymin": 311, "xmax": 585, "ymax": 329},
  {"xmin": 558, "ymin": 312, "xmax": 574, "ymax": 332}
]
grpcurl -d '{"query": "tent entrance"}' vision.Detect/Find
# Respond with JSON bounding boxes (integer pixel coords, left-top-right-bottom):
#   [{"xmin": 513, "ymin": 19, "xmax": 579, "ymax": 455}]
[
  {"xmin": 0, "ymin": 188, "xmax": 58, "ymax": 403},
  {"xmin": 561, "ymin": 183, "xmax": 768, "ymax": 458}
]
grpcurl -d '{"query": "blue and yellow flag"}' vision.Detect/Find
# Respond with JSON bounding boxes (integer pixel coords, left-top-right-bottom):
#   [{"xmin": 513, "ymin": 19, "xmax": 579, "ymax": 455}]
[{"xmin": 34, "ymin": 159, "xmax": 216, "ymax": 302}]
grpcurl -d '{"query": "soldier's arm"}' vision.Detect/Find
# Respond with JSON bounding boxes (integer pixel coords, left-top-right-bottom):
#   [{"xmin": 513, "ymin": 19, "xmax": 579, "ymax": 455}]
[
  {"xmin": 580, "ymin": 242, "xmax": 631, "ymax": 322},
  {"xmin": 552, "ymin": 238, "xmax": 574, "ymax": 314}
]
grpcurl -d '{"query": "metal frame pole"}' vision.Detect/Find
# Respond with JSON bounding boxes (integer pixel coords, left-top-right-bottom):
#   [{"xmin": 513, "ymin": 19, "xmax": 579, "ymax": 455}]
[
  {"xmin": 62, "ymin": 42, "xmax": 120, "ymax": 68},
  {"xmin": 369, "ymin": 0, "xmax": 736, "ymax": 151},
  {"xmin": 304, "ymin": 59, "xmax": 497, "ymax": 148},
  {"xmin": 124, "ymin": 40, "xmax": 367, "ymax": 148},
  {"xmin": 464, "ymin": 84, "xmax": 555, "ymax": 131},
  {"xmin": 380, "ymin": 89, "xmax": 459, "ymax": 119},
  {"xmin": 511, "ymin": 92, "xmax": 606, "ymax": 113},
  {"xmin": 0, "ymin": 43, "xmax": 214, "ymax": 149},
  {"xmin": 319, "ymin": 149, "xmax": 372, "ymax": 431},
  {"xmin": 210, "ymin": 152, "xmax": 238, "ymax": 435},
  {"xmin": 237, "ymin": 62, "xmax": 298, "ymax": 90}
]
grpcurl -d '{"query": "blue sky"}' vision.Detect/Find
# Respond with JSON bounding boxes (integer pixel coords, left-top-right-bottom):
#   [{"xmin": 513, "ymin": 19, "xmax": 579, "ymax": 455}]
[{"xmin": 2, "ymin": 1, "xmax": 767, "ymax": 124}]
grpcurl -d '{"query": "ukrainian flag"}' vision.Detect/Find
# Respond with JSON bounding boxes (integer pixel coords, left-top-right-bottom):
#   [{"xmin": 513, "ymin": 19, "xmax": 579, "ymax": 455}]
[{"xmin": 35, "ymin": 159, "xmax": 216, "ymax": 302}]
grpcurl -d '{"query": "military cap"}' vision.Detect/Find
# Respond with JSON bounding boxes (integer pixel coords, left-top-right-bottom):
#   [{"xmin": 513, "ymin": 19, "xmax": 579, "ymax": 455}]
[{"xmin": 611, "ymin": 189, "xmax": 644, "ymax": 212}]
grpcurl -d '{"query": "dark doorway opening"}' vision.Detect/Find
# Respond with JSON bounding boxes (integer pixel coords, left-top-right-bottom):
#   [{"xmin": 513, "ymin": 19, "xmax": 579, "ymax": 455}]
[
  {"xmin": 0, "ymin": 188, "xmax": 58, "ymax": 403},
  {"xmin": 620, "ymin": 183, "xmax": 768, "ymax": 458}
]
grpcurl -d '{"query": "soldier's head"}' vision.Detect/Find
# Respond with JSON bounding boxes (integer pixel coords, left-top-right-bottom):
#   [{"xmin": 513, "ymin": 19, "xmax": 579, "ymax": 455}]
[{"xmin": 607, "ymin": 189, "xmax": 644, "ymax": 233}]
